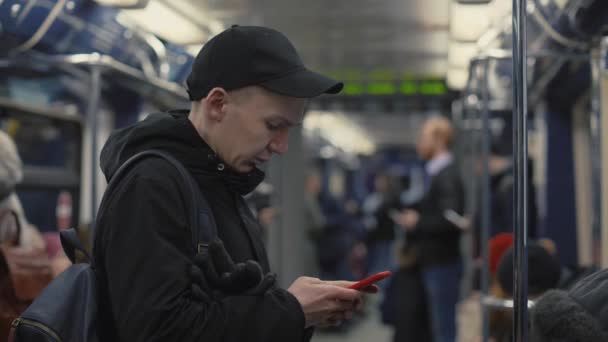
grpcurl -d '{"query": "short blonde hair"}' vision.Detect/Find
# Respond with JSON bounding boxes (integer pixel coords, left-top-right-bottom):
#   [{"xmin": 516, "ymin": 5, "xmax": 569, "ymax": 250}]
[{"xmin": 426, "ymin": 116, "xmax": 454, "ymax": 147}]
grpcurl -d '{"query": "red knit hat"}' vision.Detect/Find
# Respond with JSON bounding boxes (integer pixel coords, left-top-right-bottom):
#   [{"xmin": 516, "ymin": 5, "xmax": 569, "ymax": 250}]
[{"xmin": 489, "ymin": 233, "xmax": 514, "ymax": 275}]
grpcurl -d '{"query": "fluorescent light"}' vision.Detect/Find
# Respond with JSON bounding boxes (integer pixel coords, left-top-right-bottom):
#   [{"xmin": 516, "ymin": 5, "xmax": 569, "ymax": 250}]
[
  {"xmin": 186, "ymin": 44, "xmax": 203, "ymax": 57},
  {"xmin": 489, "ymin": 0, "xmax": 512, "ymax": 22},
  {"xmin": 449, "ymin": 1, "xmax": 491, "ymax": 41},
  {"xmin": 118, "ymin": 1, "xmax": 207, "ymax": 44},
  {"xmin": 94, "ymin": 0, "xmax": 148, "ymax": 8},
  {"xmin": 447, "ymin": 41, "xmax": 478, "ymax": 68},
  {"xmin": 446, "ymin": 67, "xmax": 469, "ymax": 90},
  {"xmin": 304, "ymin": 111, "xmax": 376, "ymax": 155}
]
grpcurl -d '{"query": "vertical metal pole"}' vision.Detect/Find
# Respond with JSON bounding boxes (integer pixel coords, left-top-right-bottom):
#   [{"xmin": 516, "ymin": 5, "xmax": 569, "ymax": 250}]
[
  {"xmin": 480, "ymin": 58, "xmax": 491, "ymax": 342},
  {"xmin": 87, "ymin": 66, "xmax": 102, "ymax": 224},
  {"xmin": 468, "ymin": 95, "xmax": 480, "ymax": 228},
  {"xmin": 590, "ymin": 45, "xmax": 603, "ymax": 266},
  {"xmin": 512, "ymin": 0, "xmax": 529, "ymax": 340},
  {"xmin": 597, "ymin": 38, "xmax": 608, "ymax": 268}
]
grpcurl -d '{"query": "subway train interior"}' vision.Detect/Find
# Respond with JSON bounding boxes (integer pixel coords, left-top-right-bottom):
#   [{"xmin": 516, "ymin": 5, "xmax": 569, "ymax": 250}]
[{"xmin": 2, "ymin": 0, "xmax": 608, "ymax": 341}]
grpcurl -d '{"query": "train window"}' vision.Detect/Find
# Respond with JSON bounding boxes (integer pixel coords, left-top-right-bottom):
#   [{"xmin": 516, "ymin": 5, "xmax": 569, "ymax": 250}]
[
  {"xmin": 1, "ymin": 117, "xmax": 80, "ymax": 171},
  {"xmin": 0, "ymin": 104, "xmax": 81, "ymax": 173},
  {"xmin": 16, "ymin": 189, "xmax": 80, "ymax": 233},
  {"xmin": 0, "ymin": 100, "xmax": 82, "ymax": 233}
]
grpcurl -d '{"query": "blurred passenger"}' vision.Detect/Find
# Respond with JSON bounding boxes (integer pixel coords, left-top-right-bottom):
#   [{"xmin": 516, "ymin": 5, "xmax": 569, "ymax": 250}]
[
  {"xmin": 0, "ymin": 131, "xmax": 52, "ymax": 339},
  {"xmin": 316, "ymin": 193, "xmax": 365, "ymax": 281},
  {"xmin": 245, "ymin": 182, "xmax": 278, "ymax": 243},
  {"xmin": 0, "ymin": 131, "xmax": 45, "ymax": 250},
  {"xmin": 393, "ymin": 116, "xmax": 465, "ymax": 342},
  {"xmin": 473, "ymin": 144, "xmax": 538, "ymax": 257},
  {"xmin": 381, "ymin": 244, "xmax": 431, "ymax": 342},
  {"xmin": 457, "ymin": 233, "xmax": 514, "ymax": 342},
  {"xmin": 304, "ymin": 170, "xmax": 326, "ymax": 242},
  {"xmin": 399, "ymin": 166, "xmax": 426, "ymax": 207},
  {"xmin": 531, "ymin": 268, "xmax": 608, "ymax": 341},
  {"xmin": 344, "ymin": 198, "xmax": 367, "ymax": 280},
  {"xmin": 488, "ymin": 233, "xmax": 515, "ymax": 277},
  {"xmin": 304, "ymin": 171, "xmax": 368, "ymax": 282},
  {"xmin": 490, "ymin": 242, "xmax": 561, "ymax": 342},
  {"xmin": 94, "ymin": 26, "xmax": 372, "ymax": 342},
  {"xmin": 362, "ymin": 173, "xmax": 397, "ymax": 279},
  {"xmin": 495, "ymin": 243, "xmax": 561, "ymax": 298}
]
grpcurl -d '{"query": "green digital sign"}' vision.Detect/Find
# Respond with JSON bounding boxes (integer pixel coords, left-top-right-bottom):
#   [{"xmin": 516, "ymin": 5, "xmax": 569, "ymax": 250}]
[
  {"xmin": 400, "ymin": 81, "xmax": 418, "ymax": 95},
  {"xmin": 341, "ymin": 80, "xmax": 446, "ymax": 96},
  {"xmin": 419, "ymin": 81, "xmax": 447, "ymax": 95},
  {"xmin": 343, "ymin": 83, "xmax": 365, "ymax": 96},
  {"xmin": 324, "ymin": 68, "xmax": 447, "ymax": 96},
  {"xmin": 367, "ymin": 82, "xmax": 397, "ymax": 95}
]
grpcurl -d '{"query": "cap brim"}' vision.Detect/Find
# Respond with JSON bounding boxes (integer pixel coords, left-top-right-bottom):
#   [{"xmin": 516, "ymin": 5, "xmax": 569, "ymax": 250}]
[{"xmin": 259, "ymin": 69, "xmax": 343, "ymax": 98}]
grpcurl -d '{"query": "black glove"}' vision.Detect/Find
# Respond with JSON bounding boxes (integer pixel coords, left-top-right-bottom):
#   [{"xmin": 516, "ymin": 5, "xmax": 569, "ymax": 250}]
[
  {"xmin": 188, "ymin": 265, "xmax": 212, "ymax": 301},
  {"xmin": 188, "ymin": 239, "xmax": 276, "ymax": 300}
]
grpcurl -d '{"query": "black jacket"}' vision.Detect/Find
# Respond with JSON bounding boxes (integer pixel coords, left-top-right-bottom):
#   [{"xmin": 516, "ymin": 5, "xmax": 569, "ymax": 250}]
[
  {"xmin": 364, "ymin": 194, "xmax": 398, "ymax": 245},
  {"xmin": 93, "ymin": 111, "xmax": 310, "ymax": 342},
  {"xmin": 408, "ymin": 162, "xmax": 465, "ymax": 265},
  {"xmin": 472, "ymin": 160, "xmax": 538, "ymax": 258},
  {"xmin": 381, "ymin": 265, "xmax": 431, "ymax": 342}
]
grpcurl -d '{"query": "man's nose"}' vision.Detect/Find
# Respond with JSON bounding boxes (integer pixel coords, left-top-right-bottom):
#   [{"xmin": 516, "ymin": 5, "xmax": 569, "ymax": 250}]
[{"xmin": 269, "ymin": 130, "xmax": 289, "ymax": 154}]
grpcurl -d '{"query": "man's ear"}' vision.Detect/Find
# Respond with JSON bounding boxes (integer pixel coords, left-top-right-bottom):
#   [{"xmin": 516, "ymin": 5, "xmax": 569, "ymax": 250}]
[{"xmin": 204, "ymin": 87, "xmax": 229, "ymax": 122}]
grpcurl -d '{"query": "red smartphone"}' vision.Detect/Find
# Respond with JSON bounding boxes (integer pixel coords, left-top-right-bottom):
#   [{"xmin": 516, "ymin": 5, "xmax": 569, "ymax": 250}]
[{"xmin": 348, "ymin": 271, "xmax": 392, "ymax": 290}]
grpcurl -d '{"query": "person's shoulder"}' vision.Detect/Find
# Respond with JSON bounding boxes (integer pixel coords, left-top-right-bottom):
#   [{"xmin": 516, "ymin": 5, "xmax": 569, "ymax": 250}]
[
  {"xmin": 435, "ymin": 161, "xmax": 458, "ymax": 178},
  {"xmin": 102, "ymin": 157, "xmax": 187, "ymax": 205},
  {"xmin": 124, "ymin": 156, "xmax": 184, "ymax": 185}
]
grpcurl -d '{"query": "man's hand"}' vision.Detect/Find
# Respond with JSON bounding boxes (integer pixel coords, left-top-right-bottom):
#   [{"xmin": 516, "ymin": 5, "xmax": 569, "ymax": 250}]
[
  {"xmin": 287, "ymin": 277, "xmax": 366, "ymax": 328},
  {"xmin": 190, "ymin": 239, "xmax": 274, "ymax": 297},
  {"xmin": 258, "ymin": 207, "xmax": 279, "ymax": 227},
  {"xmin": 392, "ymin": 209, "xmax": 420, "ymax": 230}
]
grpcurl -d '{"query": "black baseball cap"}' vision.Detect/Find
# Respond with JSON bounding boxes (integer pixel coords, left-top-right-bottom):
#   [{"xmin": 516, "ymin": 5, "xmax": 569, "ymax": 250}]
[{"xmin": 186, "ymin": 25, "xmax": 343, "ymax": 100}]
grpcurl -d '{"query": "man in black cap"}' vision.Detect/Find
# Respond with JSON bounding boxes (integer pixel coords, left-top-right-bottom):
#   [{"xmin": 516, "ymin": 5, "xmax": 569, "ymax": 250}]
[{"xmin": 94, "ymin": 26, "xmax": 371, "ymax": 342}]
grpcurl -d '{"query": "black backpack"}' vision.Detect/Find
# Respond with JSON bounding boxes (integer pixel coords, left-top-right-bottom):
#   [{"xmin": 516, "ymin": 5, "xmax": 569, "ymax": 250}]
[{"xmin": 10, "ymin": 150, "xmax": 218, "ymax": 342}]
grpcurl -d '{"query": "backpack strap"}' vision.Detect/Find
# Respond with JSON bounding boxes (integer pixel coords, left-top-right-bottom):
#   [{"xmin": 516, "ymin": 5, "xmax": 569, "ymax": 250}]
[
  {"xmin": 90, "ymin": 150, "xmax": 218, "ymax": 261},
  {"xmin": 60, "ymin": 228, "xmax": 92, "ymax": 264}
]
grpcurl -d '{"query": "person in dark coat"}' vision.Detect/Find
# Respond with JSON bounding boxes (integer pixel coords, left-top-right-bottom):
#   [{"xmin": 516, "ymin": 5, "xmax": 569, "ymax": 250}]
[
  {"xmin": 380, "ymin": 245, "xmax": 431, "ymax": 342},
  {"xmin": 490, "ymin": 243, "xmax": 562, "ymax": 342},
  {"xmin": 93, "ymin": 25, "xmax": 371, "ymax": 342},
  {"xmin": 362, "ymin": 173, "xmax": 398, "ymax": 278},
  {"xmin": 472, "ymin": 145, "xmax": 538, "ymax": 257},
  {"xmin": 393, "ymin": 116, "xmax": 466, "ymax": 342}
]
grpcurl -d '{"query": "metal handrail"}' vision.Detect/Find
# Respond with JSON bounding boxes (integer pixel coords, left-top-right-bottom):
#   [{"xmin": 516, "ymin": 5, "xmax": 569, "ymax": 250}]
[
  {"xmin": 0, "ymin": 97, "xmax": 81, "ymax": 123},
  {"xmin": 1, "ymin": 52, "xmax": 188, "ymax": 100},
  {"xmin": 482, "ymin": 295, "xmax": 535, "ymax": 310}
]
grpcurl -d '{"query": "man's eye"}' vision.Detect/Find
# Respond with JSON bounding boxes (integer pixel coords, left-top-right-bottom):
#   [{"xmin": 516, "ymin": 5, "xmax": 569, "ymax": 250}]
[{"xmin": 266, "ymin": 122, "xmax": 280, "ymax": 131}]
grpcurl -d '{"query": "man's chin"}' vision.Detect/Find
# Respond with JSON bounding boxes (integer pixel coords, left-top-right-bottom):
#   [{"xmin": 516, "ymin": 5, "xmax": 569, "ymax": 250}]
[{"xmin": 236, "ymin": 162, "xmax": 257, "ymax": 173}]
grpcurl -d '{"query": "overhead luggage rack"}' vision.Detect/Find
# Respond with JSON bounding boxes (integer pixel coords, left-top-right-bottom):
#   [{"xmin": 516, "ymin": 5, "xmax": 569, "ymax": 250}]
[
  {"xmin": 0, "ymin": 51, "xmax": 189, "ymax": 221},
  {"xmin": 1, "ymin": 52, "xmax": 189, "ymax": 105}
]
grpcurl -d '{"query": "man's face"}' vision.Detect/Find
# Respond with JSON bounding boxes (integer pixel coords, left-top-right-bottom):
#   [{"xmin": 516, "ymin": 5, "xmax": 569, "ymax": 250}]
[
  {"xmin": 214, "ymin": 87, "xmax": 308, "ymax": 173},
  {"xmin": 306, "ymin": 173, "xmax": 321, "ymax": 195},
  {"xmin": 416, "ymin": 122, "xmax": 436, "ymax": 161},
  {"xmin": 374, "ymin": 175, "xmax": 390, "ymax": 193}
]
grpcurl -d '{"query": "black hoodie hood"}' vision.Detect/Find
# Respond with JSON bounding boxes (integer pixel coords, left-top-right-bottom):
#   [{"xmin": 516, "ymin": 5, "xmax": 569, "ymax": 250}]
[{"xmin": 100, "ymin": 111, "xmax": 265, "ymax": 195}]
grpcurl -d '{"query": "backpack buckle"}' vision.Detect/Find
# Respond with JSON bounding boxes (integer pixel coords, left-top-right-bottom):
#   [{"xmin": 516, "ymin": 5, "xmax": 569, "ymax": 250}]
[{"xmin": 197, "ymin": 243, "xmax": 209, "ymax": 255}]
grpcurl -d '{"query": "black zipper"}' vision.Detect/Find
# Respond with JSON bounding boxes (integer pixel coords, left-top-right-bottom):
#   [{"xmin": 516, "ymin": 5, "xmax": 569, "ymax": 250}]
[{"xmin": 12, "ymin": 318, "xmax": 63, "ymax": 341}]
